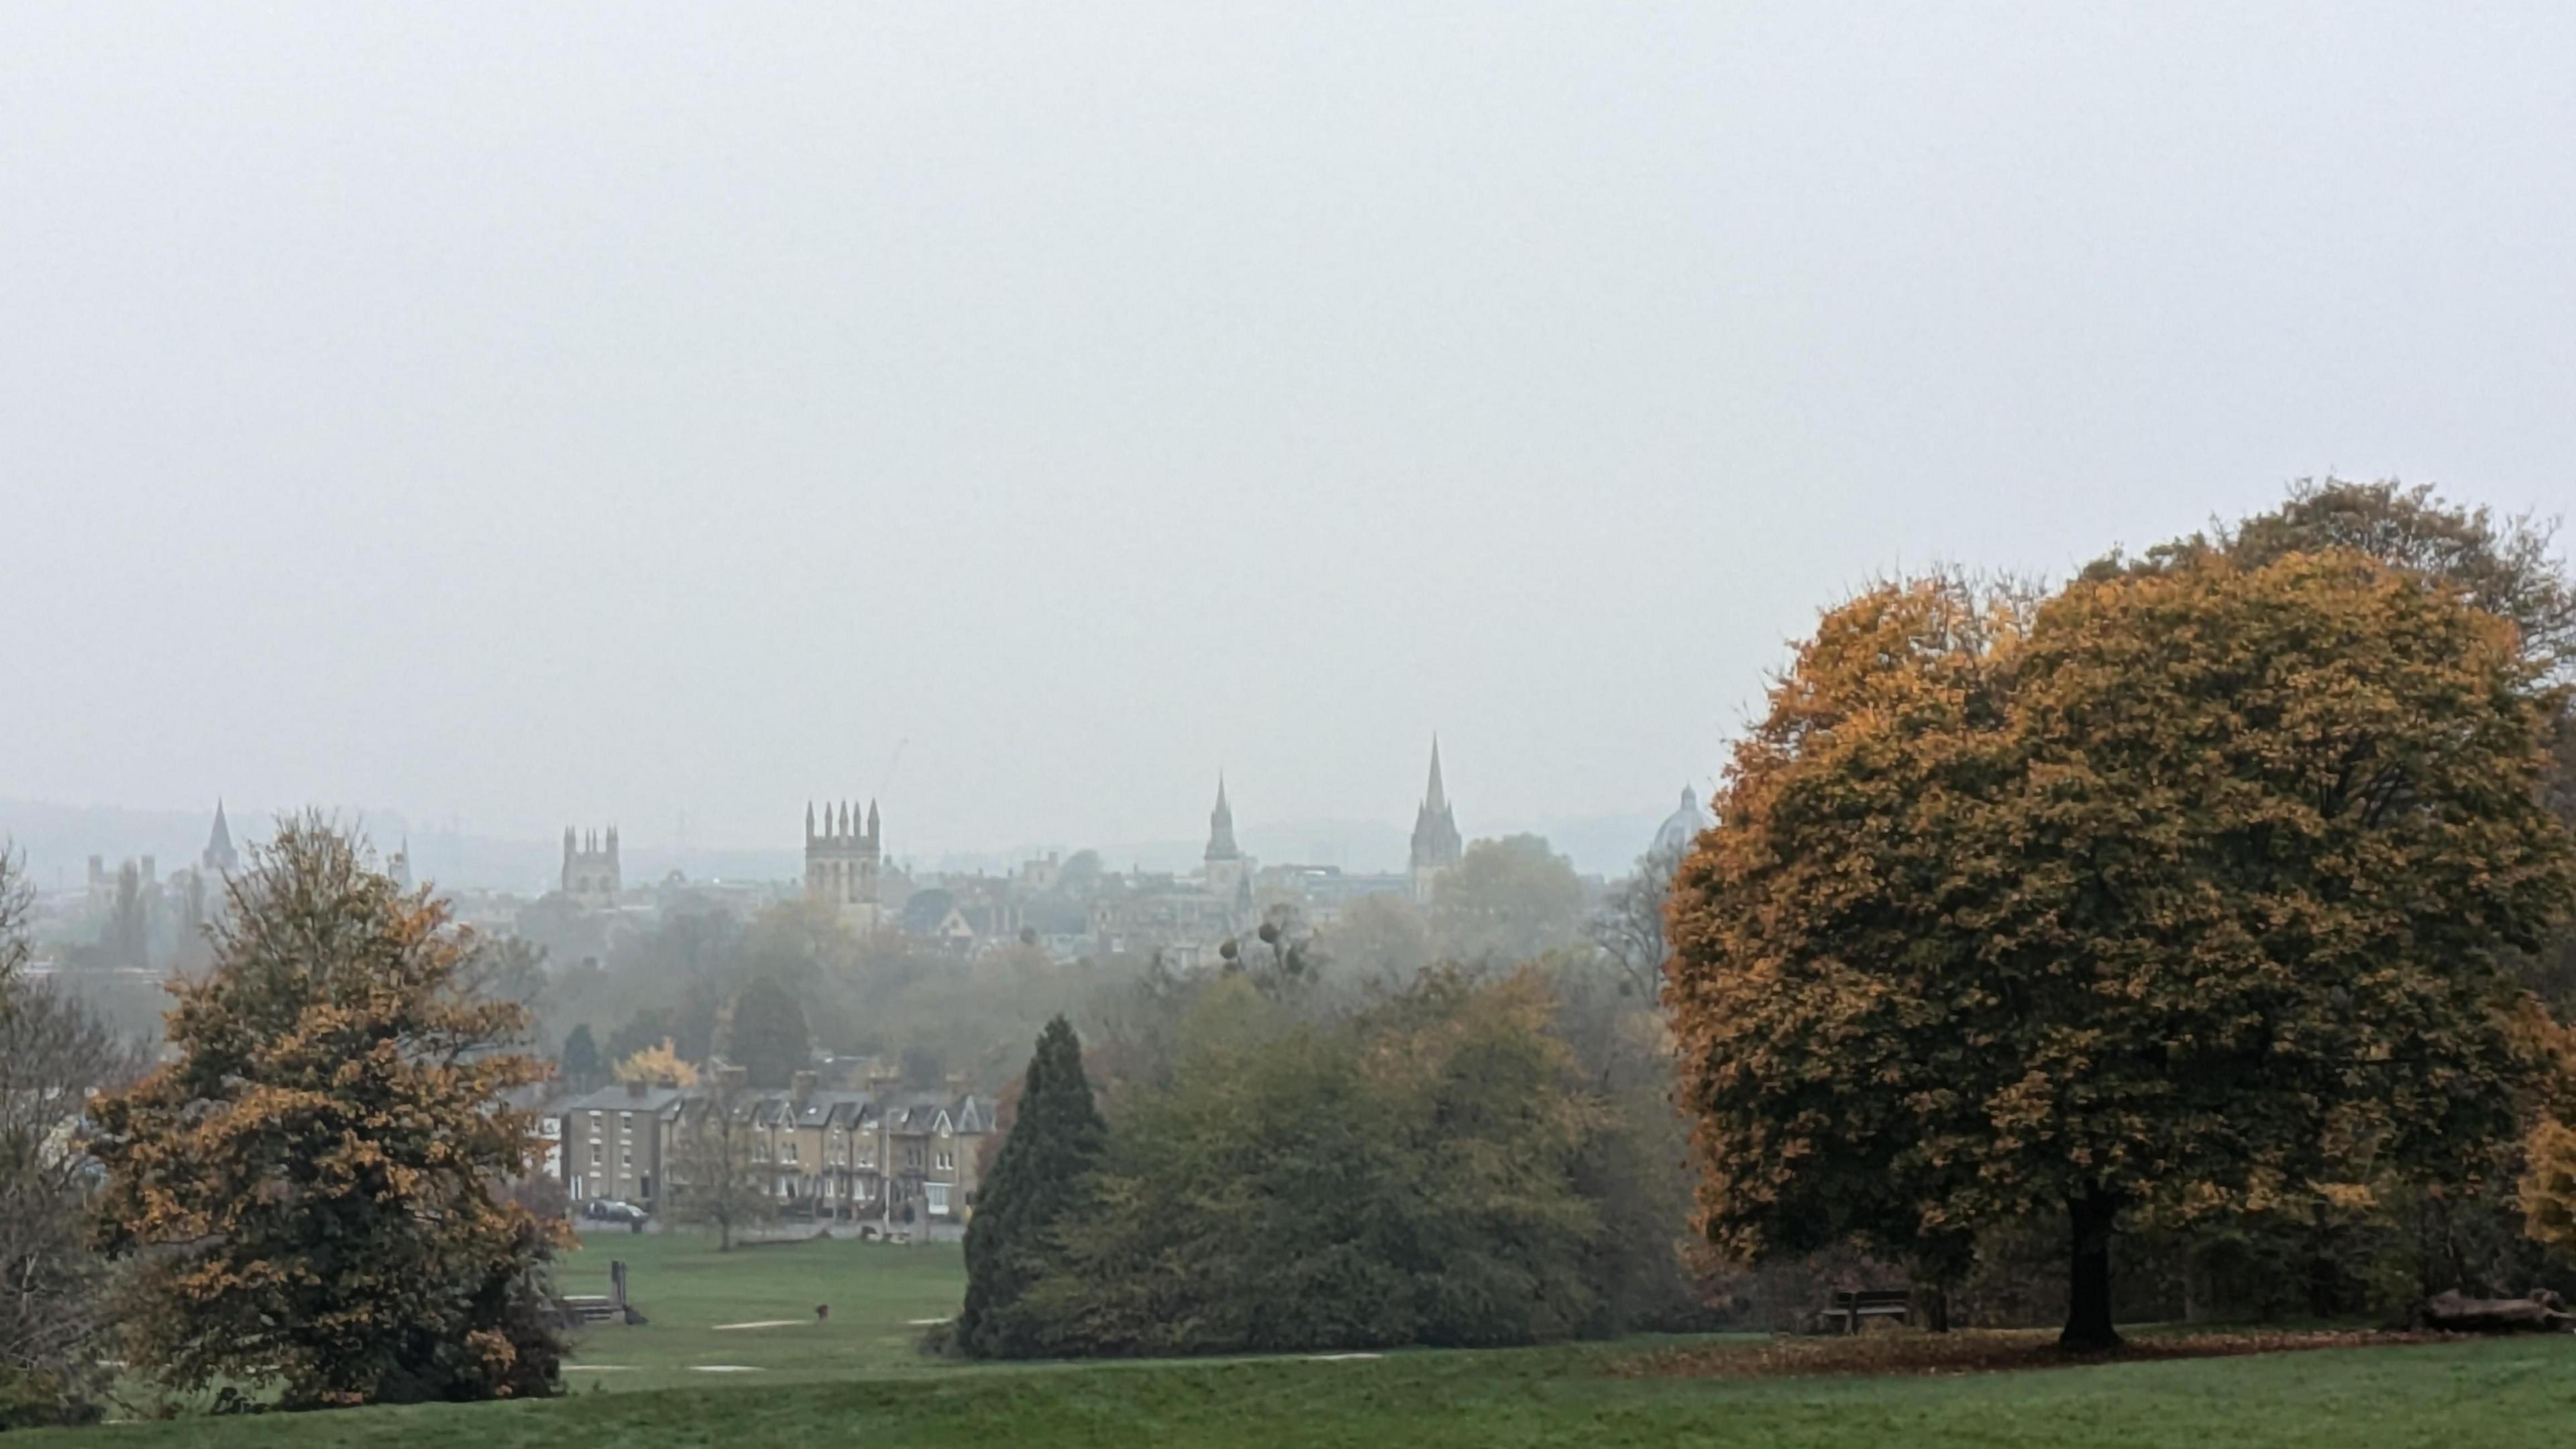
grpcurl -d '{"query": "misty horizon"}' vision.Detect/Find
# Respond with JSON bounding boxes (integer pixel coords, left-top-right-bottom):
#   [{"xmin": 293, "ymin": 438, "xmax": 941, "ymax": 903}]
[{"xmin": 9, "ymin": 5, "xmax": 2575, "ymax": 870}]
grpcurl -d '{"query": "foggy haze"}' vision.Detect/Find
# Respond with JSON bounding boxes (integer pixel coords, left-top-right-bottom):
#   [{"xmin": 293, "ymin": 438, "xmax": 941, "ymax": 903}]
[{"xmin": 7, "ymin": 3, "xmax": 2574, "ymax": 867}]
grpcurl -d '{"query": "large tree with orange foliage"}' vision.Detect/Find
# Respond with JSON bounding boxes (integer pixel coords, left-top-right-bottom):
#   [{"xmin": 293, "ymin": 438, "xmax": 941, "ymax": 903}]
[
  {"xmin": 1668, "ymin": 553, "xmax": 2575, "ymax": 1349},
  {"xmin": 87, "ymin": 816, "xmax": 564, "ymax": 1409}
]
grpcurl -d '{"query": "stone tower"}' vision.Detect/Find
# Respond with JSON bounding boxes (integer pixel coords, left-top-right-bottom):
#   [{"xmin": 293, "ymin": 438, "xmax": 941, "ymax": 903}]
[
  {"xmin": 805, "ymin": 798, "xmax": 883, "ymax": 929},
  {"xmin": 1203, "ymin": 775, "xmax": 1245, "ymax": 902},
  {"xmin": 1409, "ymin": 738, "xmax": 1462, "ymax": 904},
  {"xmin": 561, "ymin": 826, "xmax": 622, "ymax": 909}
]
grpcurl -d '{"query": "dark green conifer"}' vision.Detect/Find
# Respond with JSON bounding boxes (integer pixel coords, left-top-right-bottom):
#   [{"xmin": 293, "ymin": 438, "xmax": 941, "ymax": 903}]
[{"xmin": 959, "ymin": 1016, "xmax": 1105, "ymax": 1357}]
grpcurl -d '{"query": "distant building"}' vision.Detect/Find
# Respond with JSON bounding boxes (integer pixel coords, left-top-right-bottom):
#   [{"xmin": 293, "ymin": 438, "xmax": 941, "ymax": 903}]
[
  {"xmin": 1078, "ymin": 780, "xmax": 1260, "ymax": 967},
  {"xmin": 1202, "ymin": 776, "xmax": 1246, "ymax": 903},
  {"xmin": 201, "ymin": 800, "xmax": 240, "ymax": 874},
  {"xmin": 1409, "ymin": 739, "xmax": 1462, "ymax": 903},
  {"xmin": 804, "ymin": 799, "xmax": 883, "ymax": 930},
  {"xmin": 1019, "ymin": 851, "xmax": 1062, "ymax": 893},
  {"xmin": 560, "ymin": 826, "xmax": 623, "ymax": 908},
  {"xmin": 557, "ymin": 1075, "xmax": 990, "ymax": 1239},
  {"xmin": 1651, "ymin": 786, "xmax": 1711, "ymax": 859}
]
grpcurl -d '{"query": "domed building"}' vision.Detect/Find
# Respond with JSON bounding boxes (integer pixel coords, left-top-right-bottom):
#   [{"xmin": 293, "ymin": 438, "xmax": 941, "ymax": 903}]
[{"xmin": 1651, "ymin": 786, "xmax": 1710, "ymax": 859}]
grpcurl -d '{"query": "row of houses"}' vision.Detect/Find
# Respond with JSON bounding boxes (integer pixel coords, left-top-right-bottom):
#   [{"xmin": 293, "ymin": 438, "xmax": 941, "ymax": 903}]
[{"xmin": 538, "ymin": 1071, "xmax": 990, "ymax": 1238}]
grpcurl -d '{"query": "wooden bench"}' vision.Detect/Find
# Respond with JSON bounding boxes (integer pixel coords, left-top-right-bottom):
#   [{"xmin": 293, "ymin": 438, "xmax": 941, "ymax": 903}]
[{"xmin": 1817, "ymin": 1288, "xmax": 1912, "ymax": 1334}]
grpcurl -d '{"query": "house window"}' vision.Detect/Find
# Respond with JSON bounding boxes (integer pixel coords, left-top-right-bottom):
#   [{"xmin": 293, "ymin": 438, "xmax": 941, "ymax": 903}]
[
  {"xmin": 786, "ymin": 1143, "xmax": 798, "ymax": 1164},
  {"xmin": 590, "ymin": 1144, "xmax": 602, "ymax": 1167},
  {"xmin": 621, "ymin": 1112, "xmax": 633, "ymax": 1133},
  {"xmin": 621, "ymin": 1149, "xmax": 632, "ymax": 1169},
  {"xmin": 925, "ymin": 1183, "xmax": 951, "ymax": 1215},
  {"xmin": 935, "ymin": 1150, "xmax": 954, "ymax": 1172}
]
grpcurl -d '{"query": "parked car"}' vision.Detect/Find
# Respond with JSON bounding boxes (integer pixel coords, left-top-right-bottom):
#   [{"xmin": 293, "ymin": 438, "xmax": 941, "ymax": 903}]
[{"xmin": 582, "ymin": 1199, "xmax": 648, "ymax": 1226}]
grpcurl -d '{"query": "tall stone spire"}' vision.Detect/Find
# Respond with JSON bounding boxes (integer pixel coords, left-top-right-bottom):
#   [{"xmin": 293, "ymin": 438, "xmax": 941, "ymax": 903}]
[
  {"xmin": 1409, "ymin": 737, "xmax": 1462, "ymax": 902},
  {"xmin": 1205, "ymin": 775, "xmax": 1240, "ymax": 861}
]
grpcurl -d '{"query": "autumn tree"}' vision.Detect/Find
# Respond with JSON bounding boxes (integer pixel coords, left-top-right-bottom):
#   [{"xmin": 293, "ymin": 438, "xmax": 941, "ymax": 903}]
[
  {"xmin": 2106, "ymin": 477, "xmax": 2576, "ymax": 679},
  {"xmin": 1669, "ymin": 555, "xmax": 2576, "ymax": 1350},
  {"xmin": 614, "ymin": 1037, "xmax": 700, "ymax": 1089},
  {"xmin": 85, "ymin": 817, "xmax": 565, "ymax": 1408},
  {"xmin": 2116, "ymin": 480, "xmax": 2576, "ymax": 1309},
  {"xmin": 670, "ymin": 1065, "xmax": 770, "ymax": 1250},
  {"xmin": 959, "ymin": 1016, "xmax": 1106, "ymax": 1357}
]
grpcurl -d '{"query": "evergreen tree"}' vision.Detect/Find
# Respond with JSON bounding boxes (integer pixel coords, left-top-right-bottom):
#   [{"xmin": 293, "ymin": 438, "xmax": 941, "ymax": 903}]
[
  {"xmin": 959, "ymin": 1016, "xmax": 1104, "ymax": 1357},
  {"xmin": 559, "ymin": 1024, "xmax": 603, "ymax": 1089},
  {"xmin": 727, "ymin": 976, "xmax": 810, "ymax": 1091}
]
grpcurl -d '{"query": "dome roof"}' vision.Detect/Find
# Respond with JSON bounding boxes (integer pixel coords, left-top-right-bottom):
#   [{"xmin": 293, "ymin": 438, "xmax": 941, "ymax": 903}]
[{"xmin": 1651, "ymin": 786, "xmax": 1710, "ymax": 857}]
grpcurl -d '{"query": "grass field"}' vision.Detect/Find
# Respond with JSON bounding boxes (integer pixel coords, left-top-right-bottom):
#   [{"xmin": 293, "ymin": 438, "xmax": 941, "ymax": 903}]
[
  {"xmin": 31, "ymin": 1234, "xmax": 2576, "ymax": 1446},
  {"xmin": 32, "ymin": 1328, "xmax": 2576, "ymax": 1447},
  {"xmin": 548, "ymin": 1226, "xmax": 967, "ymax": 1388}
]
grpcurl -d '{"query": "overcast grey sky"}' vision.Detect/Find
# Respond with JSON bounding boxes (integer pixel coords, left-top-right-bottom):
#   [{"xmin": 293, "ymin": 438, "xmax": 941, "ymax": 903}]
[{"xmin": 5, "ymin": 3, "xmax": 2573, "ymax": 861}]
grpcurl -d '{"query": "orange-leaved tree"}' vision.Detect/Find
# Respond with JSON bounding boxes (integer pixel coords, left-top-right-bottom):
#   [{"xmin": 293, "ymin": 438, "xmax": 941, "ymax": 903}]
[
  {"xmin": 1668, "ymin": 553, "xmax": 2575, "ymax": 1349},
  {"xmin": 87, "ymin": 816, "xmax": 564, "ymax": 1409}
]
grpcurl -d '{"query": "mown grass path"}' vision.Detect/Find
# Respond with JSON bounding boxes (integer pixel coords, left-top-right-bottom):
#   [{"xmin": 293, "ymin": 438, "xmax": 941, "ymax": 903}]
[{"xmin": 31, "ymin": 1330, "xmax": 2576, "ymax": 1447}]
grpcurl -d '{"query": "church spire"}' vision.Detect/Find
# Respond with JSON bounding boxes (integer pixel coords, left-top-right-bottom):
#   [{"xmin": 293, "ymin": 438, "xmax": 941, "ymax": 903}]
[
  {"xmin": 1409, "ymin": 737, "xmax": 1462, "ymax": 892},
  {"xmin": 203, "ymin": 798, "xmax": 240, "ymax": 873},
  {"xmin": 1205, "ymin": 774, "xmax": 1240, "ymax": 861}
]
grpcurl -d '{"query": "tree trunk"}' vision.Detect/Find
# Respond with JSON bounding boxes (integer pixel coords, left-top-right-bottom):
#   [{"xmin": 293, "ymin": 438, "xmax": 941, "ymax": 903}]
[{"xmin": 2061, "ymin": 1189, "xmax": 2123, "ymax": 1351}]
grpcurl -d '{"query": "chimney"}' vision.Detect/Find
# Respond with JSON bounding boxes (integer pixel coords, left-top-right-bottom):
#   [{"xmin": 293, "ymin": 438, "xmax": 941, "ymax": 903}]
[
  {"xmin": 792, "ymin": 1070, "xmax": 818, "ymax": 1106},
  {"xmin": 625, "ymin": 1077, "xmax": 647, "ymax": 1097}
]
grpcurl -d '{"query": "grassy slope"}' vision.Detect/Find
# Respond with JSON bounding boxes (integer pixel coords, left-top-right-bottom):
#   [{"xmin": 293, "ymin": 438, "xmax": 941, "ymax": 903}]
[
  {"xmin": 36, "ymin": 1335, "xmax": 2576, "ymax": 1448},
  {"xmin": 548, "ymin": 1228, "xmax": 965, "ymax": 1387}
]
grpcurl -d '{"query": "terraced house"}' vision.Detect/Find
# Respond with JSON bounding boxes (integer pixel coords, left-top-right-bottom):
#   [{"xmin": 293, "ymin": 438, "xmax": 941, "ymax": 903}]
[{"xmin": 553, "ymin": 1073, "xmax": 989, "ymax": 1238}]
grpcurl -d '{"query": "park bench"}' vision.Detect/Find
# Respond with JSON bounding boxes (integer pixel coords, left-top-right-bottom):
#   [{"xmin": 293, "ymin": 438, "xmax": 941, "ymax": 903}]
[{"xmin": 1816, "ymin": 1288, "xmax": 1912, "ymax": 1334}]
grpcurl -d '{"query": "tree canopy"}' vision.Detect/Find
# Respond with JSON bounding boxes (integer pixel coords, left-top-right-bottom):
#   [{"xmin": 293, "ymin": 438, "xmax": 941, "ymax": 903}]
[
  {"xmin": 86, "ymin": 818, "xmax": 564, "ymax": 1407},
  {"xmin": 727, "ymin": 975, "xmax": 812, "ymax": 1090},
  {"xmin": 1428, "ymin": 835, "xmax": 1587, "ymax": 966},
  {"xmin": 1668, "ymin": 551, "xmax": 2576, "ymax": 1348}
]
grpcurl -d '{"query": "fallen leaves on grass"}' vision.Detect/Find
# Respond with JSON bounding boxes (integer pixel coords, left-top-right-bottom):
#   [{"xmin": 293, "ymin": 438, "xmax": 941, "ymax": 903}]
[{"xmin": 1615, "ymin": 1328, "xmax": 2462, "ymax": 1381}]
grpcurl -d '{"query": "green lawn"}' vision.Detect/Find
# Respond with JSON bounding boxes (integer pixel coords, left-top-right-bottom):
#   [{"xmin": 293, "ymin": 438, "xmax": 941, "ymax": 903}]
[
  {"xmin": 33, "ymin": 1329, "xmax": 2576, "ymax": 1448},
  {"xmin": 548, "ymin": 1226, "xmax": 967, "ymax": 1387}
]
